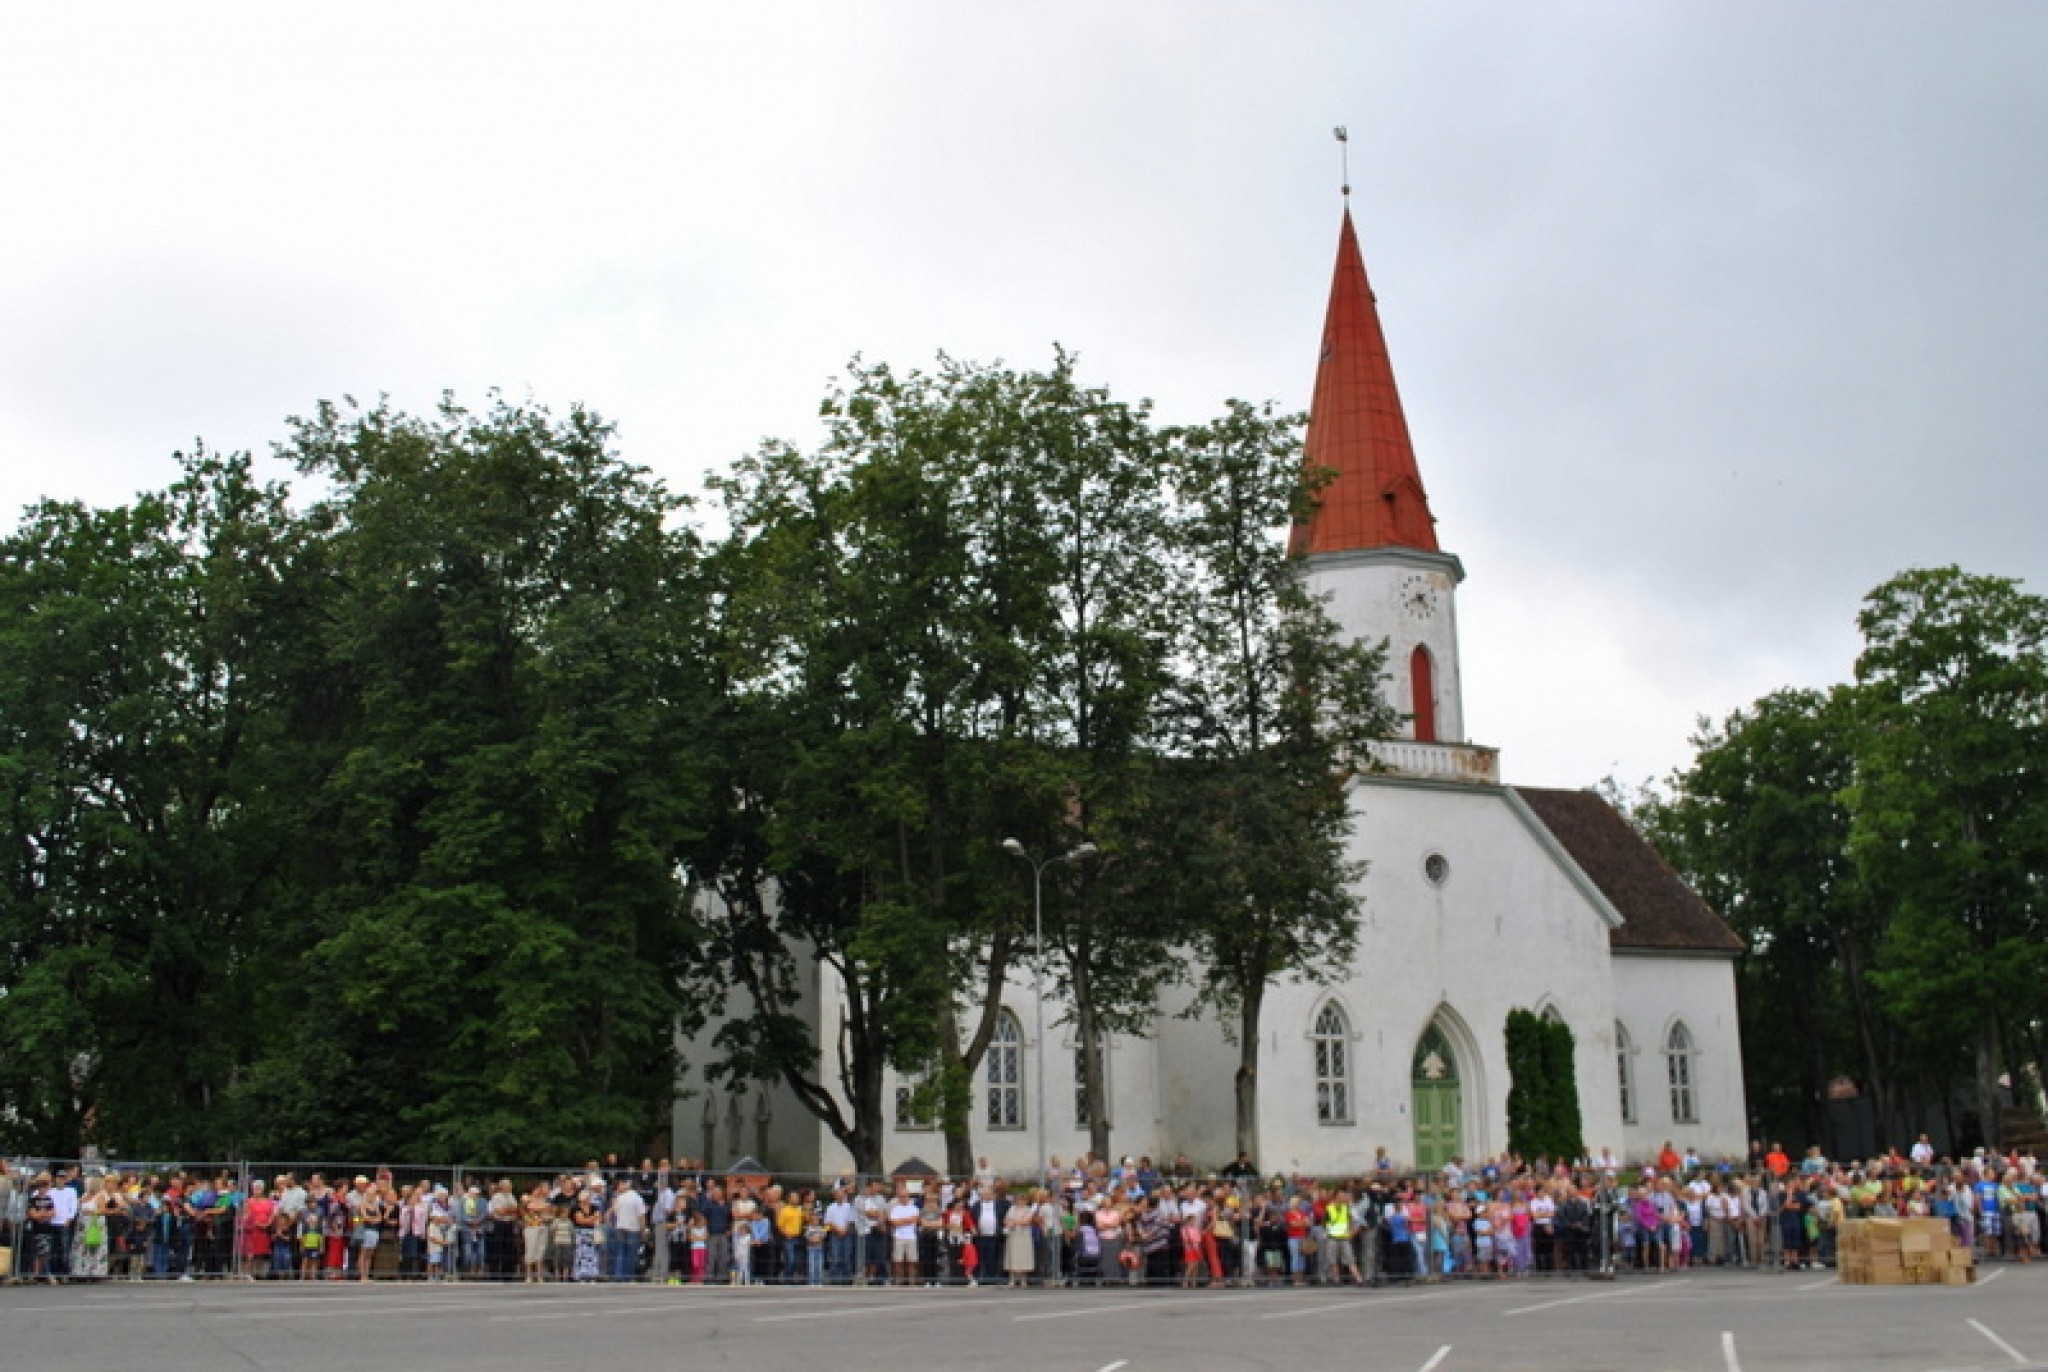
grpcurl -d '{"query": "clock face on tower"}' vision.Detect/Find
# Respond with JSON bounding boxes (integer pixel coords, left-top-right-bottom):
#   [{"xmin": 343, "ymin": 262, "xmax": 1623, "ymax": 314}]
[{"xmin": 1400, "ymin": 573, "xmax": 1438, "ymax": 620}]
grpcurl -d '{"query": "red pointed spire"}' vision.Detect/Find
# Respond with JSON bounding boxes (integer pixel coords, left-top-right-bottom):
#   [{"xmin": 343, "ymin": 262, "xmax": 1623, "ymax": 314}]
[{"xmin": 1290, "ymin": 207, "xmax": 1439, "ymax": 556}]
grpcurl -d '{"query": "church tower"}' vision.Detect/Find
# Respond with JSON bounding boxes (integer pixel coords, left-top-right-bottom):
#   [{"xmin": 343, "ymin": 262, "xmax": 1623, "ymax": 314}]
[{"xmin": 1293, "ymin": 207, "xmax": 1494, "ymax": 781}]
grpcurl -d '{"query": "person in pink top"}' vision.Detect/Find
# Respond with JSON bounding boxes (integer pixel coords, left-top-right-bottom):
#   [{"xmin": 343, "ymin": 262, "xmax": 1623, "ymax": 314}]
[{"xmin": 240, "ymin": 1180, "xmax": 277, "ymax": 1279}]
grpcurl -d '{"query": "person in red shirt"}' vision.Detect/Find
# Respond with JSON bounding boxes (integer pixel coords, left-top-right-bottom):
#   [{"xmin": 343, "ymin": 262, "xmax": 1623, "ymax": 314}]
[
  {"xmin": 1765, "ymin": 1143, "xmax": 1791, "ymax": 1177},
  {"xmin": 1657, "ymin": 1141, "xmax": 1681, "ymax": 1175},
  {"xmin": 240, "ymin": 1180, "xmax": 278, "ymax": 1279}
]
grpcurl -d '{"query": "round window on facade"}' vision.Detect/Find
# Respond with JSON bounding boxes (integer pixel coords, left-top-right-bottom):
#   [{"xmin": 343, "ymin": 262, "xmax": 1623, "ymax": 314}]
[{"xmin": 1423, "ymin": 852, "xmax": 1450, "ymax": 886}]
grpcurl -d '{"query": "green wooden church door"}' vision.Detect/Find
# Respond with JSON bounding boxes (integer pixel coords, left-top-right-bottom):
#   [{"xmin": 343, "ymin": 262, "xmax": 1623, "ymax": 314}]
[{"xmin": 1411, "ymin": 1025, "xmax": 1461, "ymax": 1171}]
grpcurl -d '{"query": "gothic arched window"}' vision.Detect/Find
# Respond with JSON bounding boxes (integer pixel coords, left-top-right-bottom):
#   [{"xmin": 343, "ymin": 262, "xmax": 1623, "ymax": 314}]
[
  {"xmin": 987, "ymin": 1009, "xmax": 1024, "ymax": 1130},
  {"xmin": 1313, "ymin": 1002, "xmax": 1352, "ymax": 1124},
  {"xmin": 1666, "ymin": 1022, "xmax": 1697, "ymax": 1124}
]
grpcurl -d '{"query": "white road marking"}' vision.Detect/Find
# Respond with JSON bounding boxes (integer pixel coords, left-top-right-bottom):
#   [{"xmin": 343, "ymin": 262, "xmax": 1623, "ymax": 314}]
[
  {"xmin": 1796, "ymin": 1277, "xmax": 1833, "ymax": 1291},
  {"xmin": 755, "ymin": 1301, "xmax": 925, "ymax": 1323},
  {"xmin": 1721, "ymin": 1330, "xmax": 1741, "ymax": 1372},
  {"xmin": 1502, "ymin": 1282, "xmax": 1670, "ymax": 1317},
  {"xmin": 5, "ymin": 1299, "xmax": 196, "ymax": 1313},
  {"xmin": 1258, "ymin": 1289, "xmax": 1463, "ymax": 1319},
  {"xmin": 1261, "ymin": 1300, "xmax": 1366, "ymax": 1320},
  {"xmin": 1967, "ymin": 1318, "xmax": 2028, "ymax": 1365},
  {"xmin": 1418, "ymin": 1346, "xmax": 1452, "ymax": 1372},
  {"xmin": 1015, "ymin": 1300, "xmax": 1159, "ymax": 1322},
  {"xmin": 1977, "ymin": 1267, "xmax": 2005, "ymax": 1287},
  {"xmin": 225, "ymin": 1298, "xmax": 528, "ymax": 1319},
  {"xmin": 1096, "ymin": 1362, "xmax": 1130, "ymax": 1372}
]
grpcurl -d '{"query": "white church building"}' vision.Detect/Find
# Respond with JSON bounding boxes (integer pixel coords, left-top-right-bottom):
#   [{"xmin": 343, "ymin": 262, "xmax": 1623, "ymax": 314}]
[{"xmin": 676, "ymin": 208, "xmax": 1748, "ymax": 1177}]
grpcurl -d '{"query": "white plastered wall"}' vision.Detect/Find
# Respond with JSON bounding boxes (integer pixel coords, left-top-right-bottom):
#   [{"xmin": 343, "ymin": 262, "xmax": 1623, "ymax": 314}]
[
  {"xmin": 1612, "ymin": 951, "xmax": 1749, "ymax": 1163},
  {"xmin": 1302, "ymin": 547, "xmax": 1467, "ymax": 743}
]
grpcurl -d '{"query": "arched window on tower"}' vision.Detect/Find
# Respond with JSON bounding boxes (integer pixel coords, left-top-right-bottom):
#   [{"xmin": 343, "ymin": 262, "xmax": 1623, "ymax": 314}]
[
  {"xmin": 1410, "ymin": 645, "xmax": 1437, "ymax": 743},
  {"xmin": 1313, "ymin": 1002, "xmax": 1352, "ymax": 1124},
  {"xmin": 1666, "ymin": 1022, "xmax": 1697, "ymax": 1125},
  {"xmin": 987, "ymin": 1010, "xmax": 1024, "ymax": 1130}
]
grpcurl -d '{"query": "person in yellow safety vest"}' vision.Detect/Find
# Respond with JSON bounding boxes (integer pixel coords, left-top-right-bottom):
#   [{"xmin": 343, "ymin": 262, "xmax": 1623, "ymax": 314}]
[{"xmin": 1325, "ymin": 1190, "xmax": 1360, "ymax": 1283}]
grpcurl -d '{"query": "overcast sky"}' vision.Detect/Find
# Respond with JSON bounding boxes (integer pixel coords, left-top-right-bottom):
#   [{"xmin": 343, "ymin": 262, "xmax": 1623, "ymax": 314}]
[{"xmin": 3, "ymin": 2, "xmax": 2042, "ymax": 790}]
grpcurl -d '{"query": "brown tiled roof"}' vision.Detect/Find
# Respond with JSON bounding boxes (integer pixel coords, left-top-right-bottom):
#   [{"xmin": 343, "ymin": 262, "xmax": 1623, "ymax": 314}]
[{"xmin": 1513, "ymin": 786, "xmax": 1745, "ymax": 955}]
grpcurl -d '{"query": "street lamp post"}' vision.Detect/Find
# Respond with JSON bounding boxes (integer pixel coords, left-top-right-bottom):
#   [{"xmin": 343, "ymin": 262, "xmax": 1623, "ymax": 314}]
[{"xmin": 1001, "ymin": 836, "xmax": 1096, "ymax": 1281}]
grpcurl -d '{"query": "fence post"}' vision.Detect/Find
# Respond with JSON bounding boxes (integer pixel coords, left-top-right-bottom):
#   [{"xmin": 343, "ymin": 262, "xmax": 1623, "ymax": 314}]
[
  {"xmin": 1592, "ymin": 1184, "xmax": 1615, "ymax": 1280},
  {"xmin": 237, "ymin": 1160, "xmax": 251, "ymax": 1280}
]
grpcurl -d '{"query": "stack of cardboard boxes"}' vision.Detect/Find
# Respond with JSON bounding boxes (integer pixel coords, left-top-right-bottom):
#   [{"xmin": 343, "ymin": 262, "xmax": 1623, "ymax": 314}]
[{"xmin": 1838, "ymin": 1217, "xmax": 1976, "ymax": 1285}]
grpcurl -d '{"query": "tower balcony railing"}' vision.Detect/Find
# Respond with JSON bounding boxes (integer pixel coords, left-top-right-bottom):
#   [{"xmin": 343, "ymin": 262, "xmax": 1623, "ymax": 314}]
[{"xmin": 1367, "ymin": 737, "xmax": 1500, "ymax": 785}]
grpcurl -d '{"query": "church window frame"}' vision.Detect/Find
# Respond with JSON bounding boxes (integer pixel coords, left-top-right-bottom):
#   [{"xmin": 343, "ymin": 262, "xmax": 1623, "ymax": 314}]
[
  {"xmin": 987, "ymin": 1009, "xmax": 1025, "ymax": 1131},
  {"xmin": 1312, "ymin": 1001, "xmax": 1355, "ymax": 1125},
  {"xmin": 1616, "ymin": 1021, "xmax": 1638, "ymax": 1125},
  {"xmin": 1665, "ymin": 1021, "xmax": 1697, "ymax": 1125}
]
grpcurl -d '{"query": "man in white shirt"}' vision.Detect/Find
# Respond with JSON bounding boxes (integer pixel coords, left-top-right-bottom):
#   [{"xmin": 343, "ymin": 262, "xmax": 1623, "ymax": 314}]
[
  {"xmin": 823, "ymin": 1187, "xmax": 857, "ymax": 1284},
  {"xmin": 888, "ymin": 1186, "xmax": 922, "ymax": 1286},
  {"xmin": 1704, "ymin": 1185, "xmax": 1734, "ymax": 1265},
  {"xmin": 608, "ymin": 1183, "xmax": 647, "ymax": 1282},
  {"xmin": 48, "ymin": 1171, "xmax": 79, "ymax": 1278},
  {"xmin": 1910, "ymin": 1134, "xmax": 1936, "ymax": 1168}
]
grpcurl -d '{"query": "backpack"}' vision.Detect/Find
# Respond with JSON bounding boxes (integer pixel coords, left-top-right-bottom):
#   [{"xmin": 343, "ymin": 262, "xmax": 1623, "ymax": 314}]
[{"xmin": 1080, "ymin": 1225, "xmax": 1100, "ymax": 1258}]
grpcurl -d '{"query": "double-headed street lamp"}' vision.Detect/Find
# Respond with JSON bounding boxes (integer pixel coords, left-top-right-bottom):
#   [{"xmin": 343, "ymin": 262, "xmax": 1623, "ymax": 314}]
[{"xmin": 1001, "ymin": 838, "xmax": 1097, "ymax": 1201}]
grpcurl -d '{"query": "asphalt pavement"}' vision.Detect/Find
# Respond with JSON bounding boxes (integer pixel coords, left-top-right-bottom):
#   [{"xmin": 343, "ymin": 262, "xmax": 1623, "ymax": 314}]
[{"xmin": 3, "ymin": 1264, "xmax": 2045, "ymax": 1372}]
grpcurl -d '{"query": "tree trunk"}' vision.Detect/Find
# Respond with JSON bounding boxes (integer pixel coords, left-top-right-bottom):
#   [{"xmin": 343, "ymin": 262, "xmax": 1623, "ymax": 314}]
[
  {"xmin": 937, "ymin": 1000, "xmax": 977, "ymax": 1179},
  {"xmin": 1976, "ymin": 1013, "xmax": 2003, "ymax": 1151},
  {"xmin": 934, "ymin": 926, "xmax": 1018, "ymax": 1179},
  {"xmin": 1830, "ymin": 925, "xmax": 1895, "ymax": 1149},
  {"xmin": 1075, "ymin": 958, "xmax": 1110, "ymax": 1162},
  {"xmin": 1234, "ymin": 987, "xmax": 1263, "ymax": 1166}
]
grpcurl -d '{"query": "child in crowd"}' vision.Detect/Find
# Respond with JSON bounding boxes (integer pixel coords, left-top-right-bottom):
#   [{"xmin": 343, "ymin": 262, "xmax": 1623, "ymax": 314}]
[
  {"xmin": 732, "ymin": 1212, "xmax": 753, "ymax": 1285},
  {"xmin": 426, "ymin": 1198, "xmax": 451, "ymax": 1280},
  {"xmin": 1179, "ymin": 1213, "xmax": 1205, "ymax": 1287},
  {"xmin": 688, "ymin": 1213, "xmax": 709, "ymax": 1283}
]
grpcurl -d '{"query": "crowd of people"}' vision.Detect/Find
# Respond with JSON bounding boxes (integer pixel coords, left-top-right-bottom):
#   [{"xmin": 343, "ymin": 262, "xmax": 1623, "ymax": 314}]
[{"xmin": 1, "ymin": 1137, "xmax": 2041, "ymax": 1287}]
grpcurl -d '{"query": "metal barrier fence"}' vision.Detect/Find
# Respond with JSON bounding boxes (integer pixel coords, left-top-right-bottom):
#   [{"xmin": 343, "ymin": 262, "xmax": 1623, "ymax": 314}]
[{"xmin": 0, "ymin": 1159, "xmax": 2017, "ymax": 1288}]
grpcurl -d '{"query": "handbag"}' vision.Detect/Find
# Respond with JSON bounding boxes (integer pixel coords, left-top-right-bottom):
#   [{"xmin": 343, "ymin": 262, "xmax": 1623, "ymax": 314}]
[{"xmin": 1212, "ymin": 1219, "xmax": 1235, "ymax": 1241}]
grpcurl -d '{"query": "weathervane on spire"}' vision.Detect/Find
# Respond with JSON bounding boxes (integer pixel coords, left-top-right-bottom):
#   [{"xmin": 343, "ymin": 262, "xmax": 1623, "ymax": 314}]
[{"xmin": 1334, "ymin": 125, "xmax": 1350, "ymax": 199}]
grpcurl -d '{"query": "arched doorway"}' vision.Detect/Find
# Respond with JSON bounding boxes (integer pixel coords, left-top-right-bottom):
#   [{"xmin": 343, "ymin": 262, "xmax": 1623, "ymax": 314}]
[{"xmin": 1412, "ymin": 1024, "xmax": 1462, "ymax": 1170}]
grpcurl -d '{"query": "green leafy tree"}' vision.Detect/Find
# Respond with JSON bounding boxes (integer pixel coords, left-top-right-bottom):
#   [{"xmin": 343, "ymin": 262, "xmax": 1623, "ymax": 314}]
[
  {"xmin": 1643, "ymin": 687, "xmax": 1891, "ymax": 1150},
  {"xmin": 0, "ymin": 451, "xmax": 307, "ymax": 1156},
  {"xmin": 1504, "ymin": 1009, "xmax": 1545, "ymax": 1160},
  {"xmin": 988, "ymin": 354, "xmax": 1184, "ymax": 1166},
  {"xmin": 1159, "ymin": 401, "xmax": 1399, "ymax": 1161},
  {"xmin": 230, "ymin": 396, "xmax": 714, "ymax": 1160},
  {"xmin": 1847, "ymin": 567, "xmax": 2048, "ymax": 1149},
  {"xmin": 1540, "ymin": 1016, "xmax": 1585, "ymax": 1162},
  {"xmin": 696, "ymin": 360, "xmax": 1040, "ymax": 1177}
]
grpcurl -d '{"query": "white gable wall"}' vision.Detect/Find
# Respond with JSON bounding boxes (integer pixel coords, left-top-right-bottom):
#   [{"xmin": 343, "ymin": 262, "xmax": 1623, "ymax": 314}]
[
  {"xmin": 1611, "ymin": 951, "xmax": 1748, "ymax": 1162},
  {"xmin": 1250, "ymin": 776, "xmax": 1627, "ymax": 1174}
]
